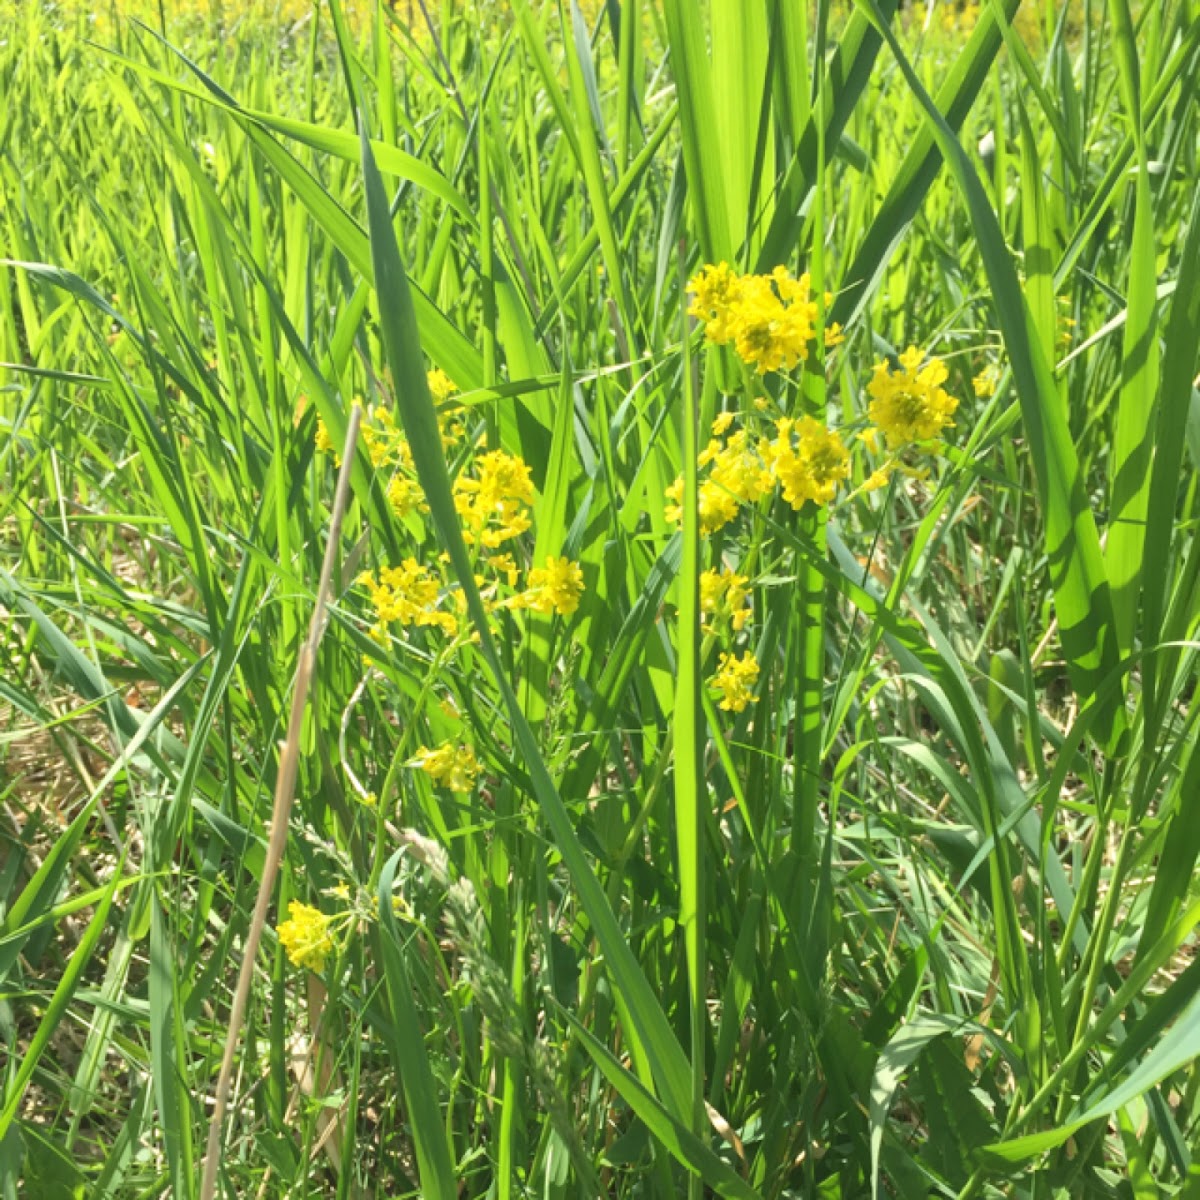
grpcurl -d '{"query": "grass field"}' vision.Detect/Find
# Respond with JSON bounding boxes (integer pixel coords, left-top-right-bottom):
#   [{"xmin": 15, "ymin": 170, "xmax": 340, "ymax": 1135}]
[{"xmin": 2, "ymin": 0, "xmax": 1199, "ymax": 1196}]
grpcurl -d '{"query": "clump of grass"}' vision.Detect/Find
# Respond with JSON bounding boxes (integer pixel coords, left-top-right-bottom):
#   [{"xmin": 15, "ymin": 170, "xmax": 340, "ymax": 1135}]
[{"xmin": 2, "ymin": 0, "xmax": 1199, "ymax": 1197}]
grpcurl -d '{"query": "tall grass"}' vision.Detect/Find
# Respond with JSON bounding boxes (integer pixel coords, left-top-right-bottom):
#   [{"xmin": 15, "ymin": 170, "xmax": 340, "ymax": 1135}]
[{"xmin": 2, "ymin": 0, "xmax": 1199, "ymax": 1196}]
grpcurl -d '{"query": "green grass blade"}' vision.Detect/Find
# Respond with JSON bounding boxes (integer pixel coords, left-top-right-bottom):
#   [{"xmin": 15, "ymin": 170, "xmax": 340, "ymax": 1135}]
[{"xmin": 374, "ymin": 851, "xmax": 457, "ymax": 1200}]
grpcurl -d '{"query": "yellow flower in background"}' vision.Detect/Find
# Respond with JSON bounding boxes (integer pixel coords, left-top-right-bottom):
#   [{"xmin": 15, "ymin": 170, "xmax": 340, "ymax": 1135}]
[
  {"xmin": 277, "ymin": 901, "xmax": 335, "ymax": 973},
  {"xmin": 713, "ymin": 651, "xmax": 760, "ymax": 713},
  {"xmin": 688, "ymin": 262, "xmax": 744, "ymax": 343},
  {"xmin": 428, "ymin": 368, "xmax": 469, "ymax": 448},
  {"xmin": 866, "ymin": 347, "xmax": 959, "ymax": 449},
  {"xmin": 359, "ymin": 560, "xmax": 457, "ymax": 637},
  {"xmin": 387, "ymin": 474, "xmax": 426, "ymax": 520},
  {"xmin": 518, "ymin": 556, "xmax": 585, "ymax": 616},
  {"xmin": 710, "ymin": 430, "xmax": 773, "ymax": 506},
  {"xmin": 427, "ymin": 368, "xmax": 456, "ymax": 402},
  {"xmin": 487, "ymin": 552, "xmax": 521, "ymax": 587},
  {"xmin": 761, "ymin": 417, "xmax": 850, "ymax": 510},
  {"xmin": 973, "ymin": 364, "xmax": 999, "ymax": 398},
  {"xmin": 412, "ymin": 743, "xmax": 481, "ymax": 792},
  {"xmin": 454, "ymin": 449, "xmax": 534, "ymax": 547},
  {"xmin": 700, "ymin": 567, "xmax": 752, "ymax": 631},
  {"xmin": 314, "ymin": 417, "xmax": 339, "ymax": 464},
  {"xmin": 687, "ymin": 264, "xmax": 834, "ymax": 376},
  {"xmin": 665, "ymin": 475, "xmax": 741, "ymax": 535},
  {"xmin": 362, "ymin": 404, "xmax": 410, "ymax": 470}
]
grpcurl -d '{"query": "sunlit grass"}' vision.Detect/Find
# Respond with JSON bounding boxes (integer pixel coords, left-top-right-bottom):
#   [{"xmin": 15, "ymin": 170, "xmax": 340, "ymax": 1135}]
[{"xmin": 1, "ymin": 1, "xmax": 1198, "ymax": 1197}]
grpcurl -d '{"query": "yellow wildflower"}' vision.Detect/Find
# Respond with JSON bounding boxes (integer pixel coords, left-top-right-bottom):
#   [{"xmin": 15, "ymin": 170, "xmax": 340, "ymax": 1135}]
[
  {"xmin": 972, "ymin": 364, "xmax": 999, "ymax": 398},
  {"xmin": 687, "ymin": 262, "xmax": 744, "ymax": 343},
  {"xmin": 359, "ymin": 560, "xmax": 457, "ymax": 636},
  {"xmin": 412, "ymin": 743, "xmax": 481, "ymax": 792},
  {"xmin": 711, "ymin": 411, "xmax": 735, "ymax": 436},
  {"xmin": 665, "ymin": 476, "xmax": 741, "ymax": 535},
  {"xmin": 700, "ymin": 567, "xmax": 751, "ymax": 631},
  {"xmin": 362, "ymin": 404, "xmax": 411, "ymax": 470},
  {"xmin": 277, "ymin": 901, "xmax": 335, "ymax": 972},
  {"xmin": 713, "ymin": 651, "xmax": 760, "ymax": 713},
  {"xmin": 454, "ymin": 449, "xmax": 535, "ymax": 547},
  {"xmin": 761, "ymin": 417, "xmax": 850, "ymax": 509},
  {"xmin": 315, "ymin": 417, "xmax": 339, "ymax": 464},
  {"xmin": 517, "ymin": 556, "xmax": 585, "ymax": 616},
  {"xmin": 427, "ymin": 369, "xmax": 468, "ymax": 448},
  {"xmin": 687, "ymin": 264, "xmax": 827, "ymax": 375},
  {"xmin": 666, "ymin": 426, "xmax": 771, "ymax": 536},
  {"xmin": 387, "ymin": 474, "xmax": 426, "ymax": 520},
  {"xmin": 709, "ymin": 430, "xmax": 773, "ymax": 506},
  {"xmin": 488, "ymin": 552, "xmax": 520, "ymax": 587},
  {"xmin": 730, "ymin": 273, "xmax": 816, "ymax": 375},
  {"xmin": 866, "ymin": 347, "xmax": 959, "ymax": 449},
  {"xmin": 427, "ymin": 368, "xmax": 457, "ymax": 402}
]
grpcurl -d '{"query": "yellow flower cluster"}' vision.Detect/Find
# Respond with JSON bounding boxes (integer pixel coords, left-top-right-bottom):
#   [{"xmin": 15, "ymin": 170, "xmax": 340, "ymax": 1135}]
[
  {"xmin": 453, "ymin": 449, "xmax": 535, "ymax": 548},
  {"xmin": 760, "ymin": 416, "xmax": 851, "ymax": 510},
  {"xmin": 700, "ymin": 567, "xmax": 751, "ymax": 632},
  {"xmin": 688, "ymin": 263, "xmax": 843, "ymax": 375},
  {"xmin": 713, "ymin": 651, "xmax": 760, "ymax": 713},
  {"xmin": 972, "ymin": 363, "xmax": 999, "ymax": 398},
  {"xmin": 314, "ymin": 416, "xmax": 338, "ymax": 460},
  {"xmin": 512, "ymin": 556, "xmax": 585, "ymax": 617},
  {"xmin": 411, "ymin": 743, "xmax": 481, "ymax": 793},
  {"xmin": 427, "ymin": 368, "xmax": 456, "ymax": 403},
  {"xmin": 359, "ymin": 559, "xmax": 458, "ymax": 641},
  {"xmin": 865, "ymin": 347, "xmax": 959, "ymax": 450},
  {"xmin": 276, "ymin": 901, "xmax": 335, "ymax": 973},
  {"xmin": 428, "ymin": 369, "xmax": 469, "ymax": 449},
  {"xmin": 666, "ymin": 412, "xmax": 849, "ymax": 534}
]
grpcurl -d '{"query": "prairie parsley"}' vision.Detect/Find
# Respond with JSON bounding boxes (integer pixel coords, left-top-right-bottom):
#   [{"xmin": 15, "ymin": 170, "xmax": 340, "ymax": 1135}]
[
  {"xmin": 713, "ymin": 651, "xmax": 760, "ymax": 713},
  {"xmin": 866, "ymin": 347, "xmax": 958, "ymax": 449},
  {"xmin": 517, "ymin": 556, "xmax": 585, "ymax": 616},
  {"xmin": 760, "ymin": 417, "xmax": 850, "ymax": 509},
  {"xmin": 454, "ymin": 449, "xmax": 534, "ymax": 547},
  {"xmin": 359, "ymin": 560, "xmax": 458, "ymax": 638},
  {"xmin": 412, "ymin": 743, "xmax": 481, "ymax": 792},
  {"xmin": 277, "ymin": 901, "xmax": 335, "ymax": 972}
]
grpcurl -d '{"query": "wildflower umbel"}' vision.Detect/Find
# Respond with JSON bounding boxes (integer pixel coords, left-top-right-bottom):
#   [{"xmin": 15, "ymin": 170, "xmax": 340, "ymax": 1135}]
[
  {"xmin": 713, "ymin": 651, "xmax": 760, "ymax": 713},
  {"xmin": 760, "ymin": 417, "xmax": 850, "ymax": 510},
  {"xmin": 866, "ymin": 347, "xmax": 959, "ymax": 449},
  {"xmin": 412, "ymin": 743, "xmax": 481, "ymax": 792},
  {"xmin": 516, "ymin": 556, "xmax": 585, "ymax": 616},
  {"xmin": 687, "ymin": 263, "xmax": 843, "ymax": 375},
  {"xmin": 276, "ymin": 901, "xmax": 335, "ymax": 972},
  {"xmin": 359, "ymin": 560, "xmax": 458, "ymax": 639},
  {"xmin": 454, "ymin": 449, "xmax": 535, "ymax": 547},
  {"xmin": 701, "ymin": 567, "xmax": 752, "ymax": 632}
]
